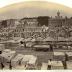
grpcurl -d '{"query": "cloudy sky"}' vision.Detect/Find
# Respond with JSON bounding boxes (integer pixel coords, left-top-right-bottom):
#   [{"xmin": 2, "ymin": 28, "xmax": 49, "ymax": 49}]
[{"xmin": 0, "ymin": 0, "xmax": 72, "ymax": 20}]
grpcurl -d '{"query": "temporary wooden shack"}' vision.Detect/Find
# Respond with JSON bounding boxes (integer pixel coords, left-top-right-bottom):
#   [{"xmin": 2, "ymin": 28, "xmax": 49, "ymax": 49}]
[
  {"xmin": 66, "ymin": 61, "xmax": 72, "ymax": 69},
  {"xmin": 66, "ymin": 52, "xmax": 72, "ymax": 61},
  {"xmin": 41, "ymin": 63, "xmax": 48, "ymax": 70},
  {"xmin": 53, "ymin": 52, "xmax": 65, "ymax": 61},
  {"xmin": 50, "ymin": 61, "xmax": 64, "ymax": 69},
  {"xmin": 11, "ymin": 54, "xmax": 24, "ymax": 68}
]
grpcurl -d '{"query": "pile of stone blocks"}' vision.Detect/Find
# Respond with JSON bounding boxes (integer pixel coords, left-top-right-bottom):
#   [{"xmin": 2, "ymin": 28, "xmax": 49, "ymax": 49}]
[
  {"xmin": 53, "ymin": 52, "xmax": 65, "ymax": 61},
  {"xmin": 66, "ymin": 61, "xmax": 72, "ymax": 69},
  {"xmin": 0, "ymin": 49, "xmax": 16, "ymax": 69},
  {"xmin": 11, "ymin": 54, "xmax": 24, "ymax": 69},
  {"xmin": 21, "ymin": 55, "xmax": 38, "ymax": 70},
  {"xmin": 27, "ymin": 55, "xmax": 38, "ymax": 70},
  {"xmin": 65, "ymin": 52, "xmax": 72, "ymax": 61},
  {"xmin": 48, "ymin": 60, "xmax": 64, "ymax": 69},
  {"xmin": 41, "ymin": 63, "xmax": 48, "ymax": 70}
]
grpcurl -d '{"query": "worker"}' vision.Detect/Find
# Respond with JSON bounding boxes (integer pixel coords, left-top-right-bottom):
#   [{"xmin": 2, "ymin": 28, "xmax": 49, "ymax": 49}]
[{"xmin": 1, "ymin": 62, "xmax": 4, "ymax": 69}]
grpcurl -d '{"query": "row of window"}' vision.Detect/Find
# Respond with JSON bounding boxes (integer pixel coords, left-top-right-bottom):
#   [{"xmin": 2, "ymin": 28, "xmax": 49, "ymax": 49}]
[{"xmin": 14, "ymin": 28, "xmax": 43, "ymax": 32}]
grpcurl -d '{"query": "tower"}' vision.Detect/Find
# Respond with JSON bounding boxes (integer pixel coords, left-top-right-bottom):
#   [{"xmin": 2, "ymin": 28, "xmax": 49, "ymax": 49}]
[{"xmin": 57, "ymin": 10, "xmax": 60, "ymax": 17}]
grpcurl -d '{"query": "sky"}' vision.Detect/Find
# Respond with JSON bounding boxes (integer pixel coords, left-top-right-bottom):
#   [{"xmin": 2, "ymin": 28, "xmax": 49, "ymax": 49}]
[
  {"xmin": 0, "ymin": 0, "xmax": 72, "ymax": 20},
  {"xmin": 0, "ymin": 0, "xmax": 72, "ymax": 8}
]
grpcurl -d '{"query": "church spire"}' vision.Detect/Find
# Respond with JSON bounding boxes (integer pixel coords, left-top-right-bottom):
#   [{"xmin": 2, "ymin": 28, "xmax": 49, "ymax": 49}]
[{"xmin": 57, "ymin": 10, "xmax": 60, "ymax": 16}]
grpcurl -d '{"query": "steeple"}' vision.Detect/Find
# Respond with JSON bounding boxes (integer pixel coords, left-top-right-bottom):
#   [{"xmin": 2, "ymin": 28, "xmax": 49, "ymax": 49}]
[{"xmin": 57, "ymin": 10, "xmax": 60, "ymax": 16}]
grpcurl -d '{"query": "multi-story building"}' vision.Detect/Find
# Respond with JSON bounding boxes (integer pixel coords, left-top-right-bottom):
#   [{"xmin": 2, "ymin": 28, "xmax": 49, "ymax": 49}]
[
  {"xmin": 0, "ymin": 19, "xmax": 20, "ymax": 41},
  {"xmin": 48, "ymin": 11, "xmax": 72, "ymax": 29},
  {"xmin": 20, "ymin": 17, "xmax": 38, "ymax": 27},
  {"xmin": 13, "ymin": 23, "xmax": 43, "ymax": 38},
  {"xmin": 48, "ymin": 11, "xmax": 72, "ymax": 38},
  {"xmin": 48, "ymin": 11, "xmax": 63, "ymax": 29},
  {"xmin": 10, "ymin": 12, "xmax": 72, "ymax": 39},
  {"xmin": 0, "ymin": 19, "xmax": 20, "ymax": 28},
  {"xmin": 1, "ymin": 11, "xmax": 72, "ymax": 41},
  {"xmin": 12, "ymin": 17, "xmax": 44, "ymax": 39}
]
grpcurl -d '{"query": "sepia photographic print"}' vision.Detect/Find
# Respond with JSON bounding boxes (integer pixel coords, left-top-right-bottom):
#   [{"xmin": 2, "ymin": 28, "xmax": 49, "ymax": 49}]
[{"xmin": 0, "ymin": 0, "xmax": 72, "ymax": 70}]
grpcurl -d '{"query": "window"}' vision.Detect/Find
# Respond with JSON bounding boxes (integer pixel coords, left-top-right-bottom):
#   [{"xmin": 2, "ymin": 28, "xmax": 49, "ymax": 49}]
[
  {"xmin": 15, "ymin": 30, "xmax": 16, "ymax": 32},
  {"xmin": 23, "ymin": 29, "xmax": 24, "ymax": 31}
]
